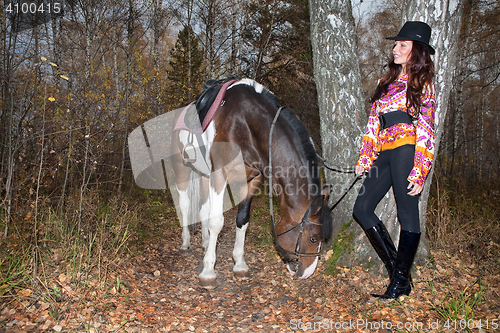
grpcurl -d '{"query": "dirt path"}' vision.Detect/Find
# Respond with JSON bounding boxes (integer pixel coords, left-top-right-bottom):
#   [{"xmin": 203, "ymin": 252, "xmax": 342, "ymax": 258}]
[
  {"xmin": 112, "ymin": 208, "xmax": 335, "ymax": 332},
  {"xmin": 1, "ymin": 206, "xmax": 499, "ymax": 332}
]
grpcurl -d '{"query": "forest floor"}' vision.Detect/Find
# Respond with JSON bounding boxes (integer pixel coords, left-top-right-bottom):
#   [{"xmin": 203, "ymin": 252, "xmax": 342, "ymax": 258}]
[{"xmin": 1, "ymin": 198, "xmax": 499, "ymax": 333}]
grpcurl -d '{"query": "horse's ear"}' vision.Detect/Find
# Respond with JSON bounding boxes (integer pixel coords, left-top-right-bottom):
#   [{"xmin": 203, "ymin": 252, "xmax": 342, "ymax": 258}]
[
  {"xmin": 321, "ymin": 185, "xmax": 331, "ymax": 202},
  {"xmin": 309, "ymin": 195, "xmax": 325, "ymax": 216}
]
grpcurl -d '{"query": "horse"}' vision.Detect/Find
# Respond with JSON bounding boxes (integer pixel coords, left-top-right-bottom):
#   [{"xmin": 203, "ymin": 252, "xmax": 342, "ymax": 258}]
[{"xmin": 171, "ymin": 78, "xmax": 333, "ymax": 287}]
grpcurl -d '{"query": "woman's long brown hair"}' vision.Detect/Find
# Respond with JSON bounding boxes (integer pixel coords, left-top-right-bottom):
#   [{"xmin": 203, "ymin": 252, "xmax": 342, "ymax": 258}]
[{"xmin": 371, "ymin": 41, "xmax": 435, "ymax": 118}]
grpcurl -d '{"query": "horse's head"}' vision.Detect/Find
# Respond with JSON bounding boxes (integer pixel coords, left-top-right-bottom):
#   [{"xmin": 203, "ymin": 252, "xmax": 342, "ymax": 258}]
[{"xmin": 276, "ymin": 187, "xmax": 333, "ymax": 279}]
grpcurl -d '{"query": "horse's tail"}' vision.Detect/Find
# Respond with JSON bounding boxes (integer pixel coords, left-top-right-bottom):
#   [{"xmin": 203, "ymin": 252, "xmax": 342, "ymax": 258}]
[{"xmin": 187, "ymin": 170, "xmax": 200, "ymax": 230}]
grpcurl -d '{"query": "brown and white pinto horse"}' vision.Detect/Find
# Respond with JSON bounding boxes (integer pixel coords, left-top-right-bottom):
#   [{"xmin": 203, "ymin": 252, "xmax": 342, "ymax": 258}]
[{"xmin": 171, "ymin": 79, "xmax": 332, "ymax": 287}]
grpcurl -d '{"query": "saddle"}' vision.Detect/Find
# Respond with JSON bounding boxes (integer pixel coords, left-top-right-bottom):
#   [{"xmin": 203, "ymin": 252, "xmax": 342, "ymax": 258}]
[
  {"xmin": 173, "ymin": 77, "xmax": 240, "ymax": 176},
  {"xmin": 195, "ymin": 76, "xmax": 239, "ymax": 126},
  {"xmin": 174, "ymin": 77, "xmax": 240, "ymax": 133}
]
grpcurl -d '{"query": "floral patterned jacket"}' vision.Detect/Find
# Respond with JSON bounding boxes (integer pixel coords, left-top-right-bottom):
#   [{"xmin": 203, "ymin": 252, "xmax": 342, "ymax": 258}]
[{"xmin": 356, "ymin": 74, "xmax": 436, "ymax": 186}]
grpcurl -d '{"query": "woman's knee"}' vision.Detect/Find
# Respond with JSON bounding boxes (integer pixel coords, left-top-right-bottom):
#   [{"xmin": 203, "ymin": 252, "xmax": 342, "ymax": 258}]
[
  {"xmin": 353, "ymin": 199, "xmax": 375, "ymax": 229},
  {"xmin": 352, "ymin": 198, "xmax": 365, "ymax": 222},
  {"xmin": 400, "ymin": 218, "xmax": 420, "ymax": 233},
  {"xmin": 397, "ymin": 209, "xmax": 421, "ymax": 232}
]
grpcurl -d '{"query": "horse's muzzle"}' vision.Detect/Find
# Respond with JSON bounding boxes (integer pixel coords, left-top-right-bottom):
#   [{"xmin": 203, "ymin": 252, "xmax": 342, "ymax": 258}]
[{"xmin": 286, "ymin": 258, "xmax": 300, "ymax": 274}]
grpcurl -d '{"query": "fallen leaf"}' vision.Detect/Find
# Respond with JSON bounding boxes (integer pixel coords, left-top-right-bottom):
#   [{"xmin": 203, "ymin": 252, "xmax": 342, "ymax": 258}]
[{"xmin": 17, "ymin": 289, "xmax": 33, "ymax": 297}]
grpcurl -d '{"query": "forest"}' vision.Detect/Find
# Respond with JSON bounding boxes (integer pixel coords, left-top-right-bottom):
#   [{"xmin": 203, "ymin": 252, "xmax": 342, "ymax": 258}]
[{"xmin": 0, "ymin": 0, "xmax": 499, "ymax": 331}]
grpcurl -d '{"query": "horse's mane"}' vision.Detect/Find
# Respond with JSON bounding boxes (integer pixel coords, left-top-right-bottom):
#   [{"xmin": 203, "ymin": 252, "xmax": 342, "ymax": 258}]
[
  {"xmin": 246, "ymin": 80, "xmax": 321, "ymax": 197},
  {"xmin": 279, "ymin": 108, "xmax": 321, "ymax": 196}
]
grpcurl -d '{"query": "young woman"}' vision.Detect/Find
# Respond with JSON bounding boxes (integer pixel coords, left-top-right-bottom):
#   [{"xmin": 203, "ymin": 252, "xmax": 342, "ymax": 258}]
[{"xmin": 353, "ymin": 21, "xmax": 436, "ymax": 299}]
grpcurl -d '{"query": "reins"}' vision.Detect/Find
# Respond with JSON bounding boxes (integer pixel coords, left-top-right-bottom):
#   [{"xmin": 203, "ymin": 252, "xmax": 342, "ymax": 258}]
[
  {"xmin": 268, "ymin": 107, "xmax": 361, "ymax": 262},
  {"xmin": 315, "ymin": 153, "xmax": 362, "ymax": 211}
]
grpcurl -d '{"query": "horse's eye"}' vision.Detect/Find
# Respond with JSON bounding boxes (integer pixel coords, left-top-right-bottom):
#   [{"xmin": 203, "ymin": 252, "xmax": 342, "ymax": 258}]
[{"xmin": 309, "ymin": 236, "xmax": 319, "ymax": 243}]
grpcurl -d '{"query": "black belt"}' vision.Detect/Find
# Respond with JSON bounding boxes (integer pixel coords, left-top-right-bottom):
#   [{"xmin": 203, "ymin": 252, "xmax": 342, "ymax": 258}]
[{"xmin": 379, "ymin": 110, "xmax": 413, "ymax": 129}]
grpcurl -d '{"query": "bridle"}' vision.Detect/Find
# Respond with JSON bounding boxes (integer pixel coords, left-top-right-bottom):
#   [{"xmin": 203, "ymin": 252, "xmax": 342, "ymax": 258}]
[
  {"xmin": 273, "ymin": 205, "xmax": 324, "ymax": 263},
  {"xmin": 268, "ymin": 107, "xmax": 323, "ymax": 265}
]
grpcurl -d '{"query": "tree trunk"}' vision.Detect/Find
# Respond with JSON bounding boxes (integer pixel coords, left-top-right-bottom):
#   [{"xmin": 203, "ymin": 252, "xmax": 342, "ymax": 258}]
[
  {"xmin": 152, "ymin": 0, "xmax": 161, "ymax": 68},
  {"xmin": 204, "ymin": 0, "xmax": 216, "ymax": 79},
  {"xmin": 117, "ymin": 0, "xmax": 134, "ymax": 196},
  {"xmin": 449, "ymin": 0, "xmax": 473, "ymax": 177},
  {"xmin": 255, "ymin": 2, "xmax": 272, "ymax": 81},
  {"xmin": 309, "ymin": 0, "xmax": 387, "ymax": 269},
  {"xmin": 403, "ymin": 0, "xmax": 465, "ymax": 261},
  {"xmin": 2, "ymin": 93, "xmax": 14, "ymax": 240},
  {"xmin": 0, "ymin": 0, "xmax": 7, "ymax": 182},
  {"xmin": 229, "ymin": 2, "xmax": 240, "ymax": 75},
  {"xmin": 187, "ymin": 0, "xmax": 193, "ymax": 100}
]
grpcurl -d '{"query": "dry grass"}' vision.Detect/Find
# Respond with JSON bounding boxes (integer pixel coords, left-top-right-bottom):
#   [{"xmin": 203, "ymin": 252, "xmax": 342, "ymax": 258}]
[
  {"xmin": 426, "ymin": 176, "xmax": 500, "ymax": 273},
  {"xmin": 0, "ymin": 189, "xmax": 149, "ymax": 305}
]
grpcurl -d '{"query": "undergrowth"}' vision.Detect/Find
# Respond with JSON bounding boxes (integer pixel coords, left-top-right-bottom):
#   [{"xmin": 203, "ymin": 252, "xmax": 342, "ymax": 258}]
[
  {"xmin": 0, "ymin": 188, "xmax": 171, "ymax": 318},
  {"xmin": 425, "ymin": 175, "xmax": 500, "ymax": 324},
  {"xmin": 426, "ymin": 176, "xmax": 500, "ymax": 272}
]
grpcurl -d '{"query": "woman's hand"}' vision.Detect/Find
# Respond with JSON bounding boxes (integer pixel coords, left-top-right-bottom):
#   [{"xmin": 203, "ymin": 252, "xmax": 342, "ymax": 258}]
[
  {"xmin": 407, "ymin": 181, "xmax": 423, "ymax": 196},
  {"xmin": 355, "ymin": 165, "xmax": 365, "ymax": 176}
]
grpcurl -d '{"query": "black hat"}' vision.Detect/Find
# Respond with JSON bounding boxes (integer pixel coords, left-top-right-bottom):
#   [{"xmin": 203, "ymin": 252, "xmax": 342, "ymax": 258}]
[{"xmin": 386, "ymin": 21, "xmax": 435, "ymax": 55}]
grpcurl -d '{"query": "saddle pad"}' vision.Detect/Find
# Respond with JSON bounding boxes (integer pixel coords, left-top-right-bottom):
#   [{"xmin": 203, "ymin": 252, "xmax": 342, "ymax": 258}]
[{"xmin": 173, "ymin": 103, "xmax": 202, "ymax": 133}]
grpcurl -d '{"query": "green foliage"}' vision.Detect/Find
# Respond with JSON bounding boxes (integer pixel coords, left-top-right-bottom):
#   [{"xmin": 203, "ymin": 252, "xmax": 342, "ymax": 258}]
[
  {"xmin": 325, "ymin": 220, "xmax": 355, "ymax": 276},
  {"xmin": 430, "ymin": 281, "xmax": 486, "ymax": 330},
  {"xmin": 0, "ymin": 247, "xmax": 31, "ymax": 298},
  {"xmin": 167, "ymin": 25, "xmax": 204, "ymax": 106}
]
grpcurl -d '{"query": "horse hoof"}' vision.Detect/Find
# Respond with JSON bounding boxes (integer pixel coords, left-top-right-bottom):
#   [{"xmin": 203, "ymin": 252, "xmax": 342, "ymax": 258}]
[
  {"xmin": 234, "ymin": 270, "xmax": 250, "ymax": 278},
  {"xmin": 199, "ymin": 277, "xmax": 216, "ymax": 289}
]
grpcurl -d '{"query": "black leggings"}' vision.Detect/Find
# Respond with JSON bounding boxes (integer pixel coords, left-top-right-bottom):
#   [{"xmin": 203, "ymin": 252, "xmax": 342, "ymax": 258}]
[{"xmin": 353, "ymin": 144, "xmax": 420, "ymax": 233}]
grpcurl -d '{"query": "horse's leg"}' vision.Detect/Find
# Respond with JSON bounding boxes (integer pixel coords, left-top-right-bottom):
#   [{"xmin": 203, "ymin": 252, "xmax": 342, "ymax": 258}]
[
  {"xmin": 233, "ymin": 174, "xmax": 262, "ymax": 277},
  {"xmin": 172, "ymin": 129, "xmax": 195, "ymax": 251},
  {"xmin": 177, "ymin": 181, "xmax": 192, "ymax": 251},
  {"xmin": 199, "ymin": 169, "xmax": 226, "ymax": 288},
  {"xmin": 199, "ymin": 176, "xmax": 210, "ymax": 249}
]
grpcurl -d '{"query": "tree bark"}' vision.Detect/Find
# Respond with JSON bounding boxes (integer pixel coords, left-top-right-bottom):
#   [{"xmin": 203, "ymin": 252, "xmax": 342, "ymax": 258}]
[
  {"xmin": 448, "ymin": 0, "xmax": 473, "ymax": 177},
  {"xmin": 118, "ymin": 0, "xmax": 134, "ymax": 196},
  {"xmin": 403, "ymin": 0, "xmax": 465, "ymax": 261},
  {"xmin": 309, "ymin": 0, "xmax": 385, "ymax": 268},
  {"xmin": 204, "ymin": 0, "xmax": 217, "ymax": 80},
  {"xmin": 187, "ymin": 0, "xmax": 193, "ymax": 100}
]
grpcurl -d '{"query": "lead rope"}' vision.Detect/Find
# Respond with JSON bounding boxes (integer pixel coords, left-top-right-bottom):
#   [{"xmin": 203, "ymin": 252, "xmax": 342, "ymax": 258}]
[
  {"xmin": 316, "ymin": 151, "xmax": 362, "ymax": 211},
  {"xmin": 328, "ymin": 174, "xmax": 362, "ymax": 212},
  {"xmin": 316, "ymin": 153, "xmax": 356, "ymax": 174}
]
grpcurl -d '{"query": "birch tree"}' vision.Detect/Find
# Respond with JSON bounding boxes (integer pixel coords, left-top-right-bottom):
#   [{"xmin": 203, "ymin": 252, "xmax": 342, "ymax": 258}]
[
  {"xmin": 309, "ymin": 0, "xmax": 374, "ymax": 267},
  {"xmin": 402, "ymin": 0, "xmax": 465, "ymax": 258}
]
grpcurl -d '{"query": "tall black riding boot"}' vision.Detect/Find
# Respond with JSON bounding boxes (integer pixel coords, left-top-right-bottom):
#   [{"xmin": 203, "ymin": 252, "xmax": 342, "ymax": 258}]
[
  {"xmin": 364, "ymin": 222, "xmax": 397, "ymax": 279},
  {"xmin": 377, "ymin": 230, "xmax": 421, "ymax": 299}
]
